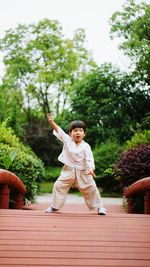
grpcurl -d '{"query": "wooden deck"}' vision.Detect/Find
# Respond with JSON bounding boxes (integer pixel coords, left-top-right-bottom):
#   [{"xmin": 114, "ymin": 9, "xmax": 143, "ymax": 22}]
[{"xmin": 0, "ymin": 202, "xmax": 150, "ymax": 267}]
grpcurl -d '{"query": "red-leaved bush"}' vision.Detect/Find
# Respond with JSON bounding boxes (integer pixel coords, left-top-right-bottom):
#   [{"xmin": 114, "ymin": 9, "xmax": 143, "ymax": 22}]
[{"xmin": 115, "ymin": 144, "xmax": 150, "ymax": 188}]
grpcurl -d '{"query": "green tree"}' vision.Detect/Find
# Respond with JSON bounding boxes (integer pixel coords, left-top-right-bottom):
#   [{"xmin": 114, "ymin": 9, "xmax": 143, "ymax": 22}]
[
  {"xmin": 0, "ymin": 19, "xmax": 96, "ymax": 122},
  {"xmin": 0, "ymin": 85, "xmax": 25, "ymax": 137},
  {"xmin": 69, "ymin": 64, "xmax": 150, "ymax": 146},
  {"xmin": 110, "ymin": 0, "xmax": 150, "ymax": 84}
]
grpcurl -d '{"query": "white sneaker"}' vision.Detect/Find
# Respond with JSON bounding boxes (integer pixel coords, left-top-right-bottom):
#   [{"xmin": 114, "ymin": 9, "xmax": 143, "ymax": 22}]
[
  {"xmin": 98, "ymin": 207, "xmax": 107, "ymax": 215},
  {"xmin": 45, "ymin": 207, "xmax": 55, "ymax": 213}
]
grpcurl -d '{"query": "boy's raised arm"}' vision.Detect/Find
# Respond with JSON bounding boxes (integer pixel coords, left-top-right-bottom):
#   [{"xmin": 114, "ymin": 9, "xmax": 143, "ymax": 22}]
[{"xmin": 47, "ymin": 113, "xmax": 58, "ymax": 132}]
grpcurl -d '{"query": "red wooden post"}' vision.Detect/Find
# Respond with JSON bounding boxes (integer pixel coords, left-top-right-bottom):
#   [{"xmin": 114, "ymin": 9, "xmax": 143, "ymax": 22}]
[
  {"xmin": 144, "ymin": 191, "xmax": 150, "ymax": 214},
  {"xmin": 13, "ymin": 194, "xmax": 24, "ymax": 209},
  {"xmin": 127, "ymin": 197, "xmax": 135, "ymax": 213},
  {"xmin": 0, "ymin": 184, "xmax": 10, "ymax": 209}
]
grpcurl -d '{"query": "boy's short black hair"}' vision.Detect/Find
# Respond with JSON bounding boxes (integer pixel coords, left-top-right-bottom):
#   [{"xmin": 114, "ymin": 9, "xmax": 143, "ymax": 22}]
[{"xmin": 69, "ymin": 120, "xmax": 86, "ymax": 133}]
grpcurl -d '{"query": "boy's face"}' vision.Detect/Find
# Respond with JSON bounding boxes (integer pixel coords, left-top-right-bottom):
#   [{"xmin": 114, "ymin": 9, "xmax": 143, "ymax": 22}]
[{"xmin": 70, "ymin": 128, "xmax": 85, "ymax": 144}]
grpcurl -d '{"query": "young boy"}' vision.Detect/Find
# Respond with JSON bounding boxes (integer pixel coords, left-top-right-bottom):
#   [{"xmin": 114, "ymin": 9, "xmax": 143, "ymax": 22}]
[{"xmin": 45, "ymin": 113, "xmax": 107, "ymax": 215}]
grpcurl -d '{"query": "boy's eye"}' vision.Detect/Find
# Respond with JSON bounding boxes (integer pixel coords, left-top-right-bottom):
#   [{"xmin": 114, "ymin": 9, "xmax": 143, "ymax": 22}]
[{"xmin": 73, "ymin": 128, "xmax": 84, "ymax": 133}]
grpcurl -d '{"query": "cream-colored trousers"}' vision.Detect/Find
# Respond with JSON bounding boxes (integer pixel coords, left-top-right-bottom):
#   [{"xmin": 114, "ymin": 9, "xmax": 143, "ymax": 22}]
[{"xmin": 51, "ymin": 165, "xmax": 103, "ymax": 210}]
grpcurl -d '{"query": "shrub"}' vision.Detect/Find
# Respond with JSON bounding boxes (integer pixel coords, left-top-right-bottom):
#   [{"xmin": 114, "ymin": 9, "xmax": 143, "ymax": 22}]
[
  {"xmin": 0, "ymin": 123, "xmax": 45, "ymax": 201},
  {"xmin": 115, "ymin": 144, "xmax": 150, "ymax": 189},
  {"xmin": 93, "ymin": 140, "xmax": 122, "ymax": 192},
  {"xmin": 44, "ymin": 166, "xmax": 62, "ymax": 182}
]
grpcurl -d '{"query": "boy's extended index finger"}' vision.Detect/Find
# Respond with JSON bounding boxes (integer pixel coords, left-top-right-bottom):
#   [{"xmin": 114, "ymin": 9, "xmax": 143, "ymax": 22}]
[
  {"xmin": 47, "ymin": 113, "xmax": 51, "ymax": 119},
  {"xmin": 47, "ymin": 113, "xmax": 53, "ymax": 123}
]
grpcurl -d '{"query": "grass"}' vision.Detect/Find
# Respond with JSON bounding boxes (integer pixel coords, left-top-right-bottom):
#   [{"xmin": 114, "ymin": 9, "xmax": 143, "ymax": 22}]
[
  {"xmin": 38, "ymin": 181, "xmax": 82, "ymax": 195},
  {"xmin": 45, "ymin": 166, "xmax": 61, "ymax": 181},
  {"xmin": 38, "ymin": 181, "xmax": 54, "ymax": 194}
]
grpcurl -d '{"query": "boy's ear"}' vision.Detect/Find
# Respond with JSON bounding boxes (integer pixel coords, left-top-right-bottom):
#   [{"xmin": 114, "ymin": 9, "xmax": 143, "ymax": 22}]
[{"xmin": 83, "ymin": 132, "xmax": 86, "ymax": 137}]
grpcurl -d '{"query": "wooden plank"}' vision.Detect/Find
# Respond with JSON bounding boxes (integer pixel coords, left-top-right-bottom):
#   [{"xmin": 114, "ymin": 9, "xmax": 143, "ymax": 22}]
[
  {"xmin": 0, "ymin": 225, "xmax": 150, "ymax": 232},
  {"xmin": 0, "ymin": 244, "xmax": 150, "ymax": 253},
  {"xmin": 0, "ymin": 231, "xmax": 149, "ymax": 242},
  {"xmin": 0, "ymin": 258, "xmax": 150, "ymax": 266},
  {"xmin": 0, "ymin": 250, "xmax": 150, "ymax": 260},
  {"xmin": 0, "ymin": 239, "xmax": 150, "ymax": 248}
]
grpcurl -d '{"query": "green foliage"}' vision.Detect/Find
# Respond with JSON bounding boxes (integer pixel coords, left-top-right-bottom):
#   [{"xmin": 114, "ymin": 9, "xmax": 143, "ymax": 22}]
[
  {"xmin": 93, "ymin": 139, "xmax": 122, "ymax": 192},
  {"xmin": 44, "ymin": 166, "xmax": 62, "ymax": 182},
  {"xmin": 11, "ymin": 150, "xmax": 45, "ymax": 201},
  {"xmin": 38, "ymin": 182, "xmax": 54, "ymax": 194},
  {"xmin": 125, "ymin": 129, "xmax": 150, "ymax": 149},
  {"xmin": 70, "ymin": 65, "xmax": 150, "ymax": 146},
  {"xmin": 0, "ymin": 19, "xmax": 96, "ymax": 121},
  {"xmin": 94, "ymin": 140, "xmax": 122, "ymax": 175},
  {"xmin": 0, "ymin": 121, "xmax": 24, "ymax": 149},
  {"xmin": 140, "ymin": 113, "xmax": 150, "ymax": 130},
  {"xmin": 0, "ymin": 85, "xmax": 25, "ymax": 138},
  {"xmin": 110, "ymin": 0, "xmax": 150, "ymax": 83},
  {"xmin": 0, "ymin": 123, "xmax": 45, "ymax": 201},
  {"xmin": 2, "ymin": 149, "xmax": 17, "ymax": 170}
]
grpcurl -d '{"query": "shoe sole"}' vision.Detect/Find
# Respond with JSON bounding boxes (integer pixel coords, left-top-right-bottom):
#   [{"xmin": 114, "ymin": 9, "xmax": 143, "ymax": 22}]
[{"xmin": 98, "ymin": 212, "xmax": 106, "ymax": 215}]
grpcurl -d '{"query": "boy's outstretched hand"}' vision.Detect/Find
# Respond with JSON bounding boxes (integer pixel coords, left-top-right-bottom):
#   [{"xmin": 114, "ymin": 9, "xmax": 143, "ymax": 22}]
[
  {"xmin": 47, "ymin": 113, "xmax": 53, "ymax": 122},
  {"xmin": 47, "ymin": 113, "xmax": 58, "ymax": 132}
]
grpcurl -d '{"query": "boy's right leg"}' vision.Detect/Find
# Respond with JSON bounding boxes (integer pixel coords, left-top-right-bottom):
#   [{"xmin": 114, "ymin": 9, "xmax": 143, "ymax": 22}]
[{"xmin": 45, "ymin": 166, "xmax": 75, "ymax": 212}]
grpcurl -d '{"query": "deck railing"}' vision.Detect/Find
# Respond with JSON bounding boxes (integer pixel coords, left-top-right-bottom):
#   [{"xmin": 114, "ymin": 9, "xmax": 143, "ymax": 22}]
[
  {"xmin": 124, "ymin": 177, "xmax": 150, "ymax": 214},
  {"xmin": 0, "ymin": 169, "xmax": 26, "ymax": 209}
]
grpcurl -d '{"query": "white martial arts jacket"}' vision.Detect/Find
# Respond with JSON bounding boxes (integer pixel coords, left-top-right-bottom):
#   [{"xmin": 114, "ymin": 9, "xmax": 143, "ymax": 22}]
[{"xmin": 53, "ymin": 126, "xmax": 95, "ymax": 172}]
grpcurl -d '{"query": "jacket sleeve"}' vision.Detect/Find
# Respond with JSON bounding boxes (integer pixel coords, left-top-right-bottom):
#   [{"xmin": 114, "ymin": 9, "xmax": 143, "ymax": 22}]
[
  {"xmin": 84, "ymin": 143, "xmax": 95, "ymax": 170},
  {"xmin": 53, "ymin": 126, "xmax": 70, "ymax": 144}
]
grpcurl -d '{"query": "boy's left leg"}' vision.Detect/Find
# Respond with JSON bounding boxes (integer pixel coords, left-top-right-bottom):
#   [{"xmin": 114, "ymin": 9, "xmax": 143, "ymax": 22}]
[{"xmin": 76, "ymin": 170, "xmax": 107, "ymax": 215}]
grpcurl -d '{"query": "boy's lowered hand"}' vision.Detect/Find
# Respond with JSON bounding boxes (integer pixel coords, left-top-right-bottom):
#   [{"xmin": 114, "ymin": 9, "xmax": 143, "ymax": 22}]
[{"xmin": 88, "ymin": 170, "xmax": 96, "ymax": 178}]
